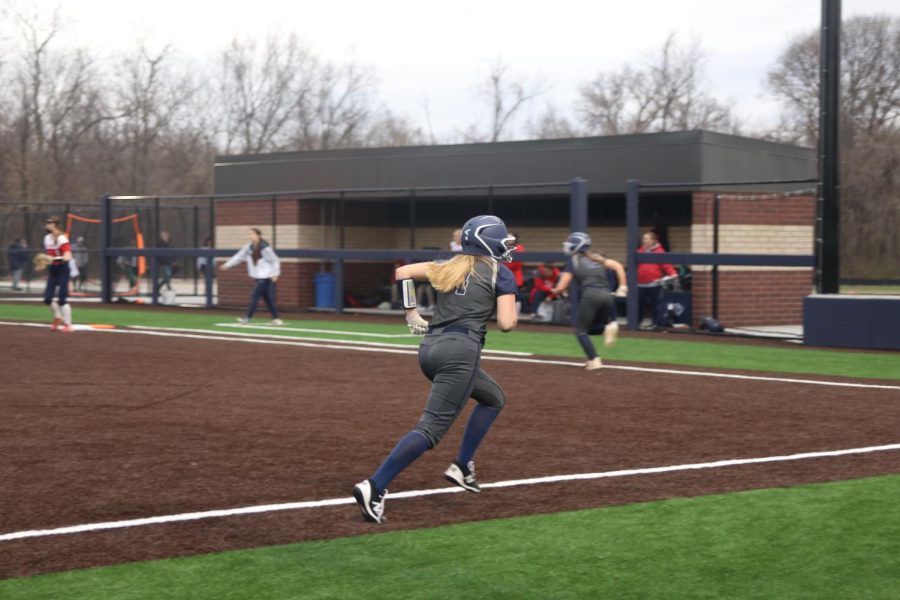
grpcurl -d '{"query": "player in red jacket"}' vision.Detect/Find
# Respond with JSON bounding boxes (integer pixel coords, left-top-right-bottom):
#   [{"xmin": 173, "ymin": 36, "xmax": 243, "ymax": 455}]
[
  {"xmin": 637, "ymin": 232, "xmax": 676, "ymax": 328},
  {"xmin": 507, "ymin": 233, "xmax": 525, "ymax": 287},
  {"xmin": 528, "ymin": 263, "xmax": 559, "ymax": 317}
]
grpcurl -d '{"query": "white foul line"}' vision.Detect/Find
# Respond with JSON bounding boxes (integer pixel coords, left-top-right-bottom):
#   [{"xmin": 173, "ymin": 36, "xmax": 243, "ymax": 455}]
[
  {"xmin": 215, "ymin": 322, "xmax": 417, "ymax": 338},
  {"xmin": 1, "ymin": 320, "xmax": 898, "ymax": 390},
  {"xmin": 133, "ymin": 325, "xmax": 533, "ymax": 356},
  {"xmin": 1, "ymin": 442, "xmax": 899, "ymax": 543}
]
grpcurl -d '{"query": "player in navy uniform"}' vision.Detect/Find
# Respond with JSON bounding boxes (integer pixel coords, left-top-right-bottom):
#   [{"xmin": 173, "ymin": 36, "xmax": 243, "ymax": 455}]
[
  {"xmin": 353, "ymin": 215, "xmax": 519, "ymax": 523},
  {"xmin": 552, "ymin": 232, "xmax": 627, "ymax": 370},
  {"xmin": 41, "ymin": 216, "xmax": 75, "ymax": 332}
]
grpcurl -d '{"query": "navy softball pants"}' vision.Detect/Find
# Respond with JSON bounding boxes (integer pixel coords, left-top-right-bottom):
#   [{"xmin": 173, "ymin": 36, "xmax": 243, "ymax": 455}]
[
  {"xmin": 44, "ymin": 265, "xmax": 70, "ymax": 306},
  {"xmin": 247, "ymin": 278, "xmax": 279, "ymax": 319},
  {"xmin": 414, "ymin": 333, "xmax": 505, "ymax": 448}
]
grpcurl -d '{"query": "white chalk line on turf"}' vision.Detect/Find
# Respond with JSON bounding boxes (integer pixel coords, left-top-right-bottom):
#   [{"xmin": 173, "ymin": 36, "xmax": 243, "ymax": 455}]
[
  {"xmin": 2, "ymin": 442, "xmax": 899, "ymax": 543},
  {"xmin": 215, "ymin": 322, "xmax": 417, "ymax": 338},
  {"xmin": 1, "ymin": 320, "xmax": 898, "ymax": 390},
  {"xmin": 133, "ymin": 325, "xmax": 533, "ymax": 356}
]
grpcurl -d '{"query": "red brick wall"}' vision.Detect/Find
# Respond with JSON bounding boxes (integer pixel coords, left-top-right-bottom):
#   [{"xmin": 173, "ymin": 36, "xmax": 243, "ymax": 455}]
[
  {"xmin": 218, "ymin": 262, "xmax": 396, "ymax": 310},
  {"xmin": 690, "ymin": 270, "xmax": 813, "ymax": 327},
  {"xmin": 693, "ymin": 192, "xmax": 814, "ymax": 226},
  {"xmin": 216, "ymin": 198, "xmax": 322, "ymax": 227},
  {"xmin": 688, "ymin": 191, "xmax": 814, "ymax": 327},
  {"xmin": 218, "ymin": 262, "xmax": 318, "ymax": 310}
]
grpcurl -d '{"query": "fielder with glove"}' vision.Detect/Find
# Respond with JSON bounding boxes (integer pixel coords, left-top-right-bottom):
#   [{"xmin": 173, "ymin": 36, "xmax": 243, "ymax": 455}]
[
  {"xmin": 38, "ymin": 217, "xmax": 75, "ymax": 332},
  {"xmin": 353, "ymin": 215, "xmax": 519, "ymax": 524}
]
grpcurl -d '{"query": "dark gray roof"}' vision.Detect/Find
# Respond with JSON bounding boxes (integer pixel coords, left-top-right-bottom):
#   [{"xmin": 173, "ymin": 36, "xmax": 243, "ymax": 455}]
[{"xmin": 214, "ymin": 130, "xmax": 815, "ymax": 195}]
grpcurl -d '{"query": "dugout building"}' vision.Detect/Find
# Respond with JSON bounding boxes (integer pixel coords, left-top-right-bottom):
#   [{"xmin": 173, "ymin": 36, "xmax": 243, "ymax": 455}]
[{"xmin": 213, "ymin": 130, "xmax": 816, "ymax": 328}]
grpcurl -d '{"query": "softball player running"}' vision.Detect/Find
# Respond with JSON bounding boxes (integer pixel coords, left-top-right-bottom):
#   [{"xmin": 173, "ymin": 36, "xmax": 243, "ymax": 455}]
[
  {"xmin": 552, "ymin": 232, "xmax": 627, "ymax": 370},
  {"xmin": 221, "ymin": 228, "xmax": 283, "ymax": 325},
  {"xmin": 353, "ymin": 215, "xmax": 519, "ymax": 524},
  {"xmin": 39, "ymin": 217, "xmax": 74, "ymax": 333}
]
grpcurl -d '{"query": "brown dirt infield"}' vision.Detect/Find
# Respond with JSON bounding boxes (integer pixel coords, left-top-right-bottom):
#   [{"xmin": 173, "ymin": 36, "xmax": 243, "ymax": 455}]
[{"xmin": 1, "ymin": 324, "xmax": 899, "ymax": 579}]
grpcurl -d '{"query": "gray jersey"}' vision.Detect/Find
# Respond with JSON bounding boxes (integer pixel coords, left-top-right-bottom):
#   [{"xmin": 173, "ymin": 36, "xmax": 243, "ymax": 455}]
[
  {"xmin": 563, "ymin": 254, "xmax": 610, "ymax": 289},
  {"xmin": 429, "ymin": 258, "xmax": 517, "ymax": 336}
]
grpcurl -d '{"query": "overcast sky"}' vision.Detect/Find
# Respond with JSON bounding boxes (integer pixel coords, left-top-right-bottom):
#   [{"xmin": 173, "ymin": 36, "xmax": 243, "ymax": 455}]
[{"xmin": 8, "ymin": 0, "xmax": 900, "ymax": 140}]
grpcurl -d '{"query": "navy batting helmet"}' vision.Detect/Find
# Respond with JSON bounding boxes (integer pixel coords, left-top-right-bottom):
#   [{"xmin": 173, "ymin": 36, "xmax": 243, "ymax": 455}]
[
  {"xmin": 563, "ymin": 232, "xmax": 591, "ymax": 255},
  {"xmin": 460, "ymin": 215, "xmax": 516, "ymax": 262}
]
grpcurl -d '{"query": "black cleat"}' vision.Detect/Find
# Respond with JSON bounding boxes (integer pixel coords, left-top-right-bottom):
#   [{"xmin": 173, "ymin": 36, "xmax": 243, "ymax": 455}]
[
  {"xmin": 353, "ymin": 479, "xmax": 387, "ymax": 523},
  {"xmin": 445, "ymin": 461, "xmax": 481, "ymax": 493}
]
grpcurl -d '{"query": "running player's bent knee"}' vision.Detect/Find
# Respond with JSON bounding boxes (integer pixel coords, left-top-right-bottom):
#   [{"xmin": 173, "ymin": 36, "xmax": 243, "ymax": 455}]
[
  {"xmin": 412, "ymin": 421, "xmax": 446, "ymax": 448},
  {"xmin": 479, "ymin": 389, "xmax": 505, "ymax": 410}
]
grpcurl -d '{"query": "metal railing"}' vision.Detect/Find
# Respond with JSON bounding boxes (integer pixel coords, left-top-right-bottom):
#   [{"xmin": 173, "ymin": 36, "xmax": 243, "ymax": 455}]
[{"xmin": 101, "ymin": 179, "xmax": 588, "ymax": 311}]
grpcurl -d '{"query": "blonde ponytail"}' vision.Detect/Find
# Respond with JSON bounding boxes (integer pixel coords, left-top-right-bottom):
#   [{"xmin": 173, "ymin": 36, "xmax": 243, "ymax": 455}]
[
  {"xmin": 427, "ymin": 254, "xmax": 488, "ymax": 292},
  {"xmin": 585, "ymin": 250, "xmax": 607, "ymax": 264}
]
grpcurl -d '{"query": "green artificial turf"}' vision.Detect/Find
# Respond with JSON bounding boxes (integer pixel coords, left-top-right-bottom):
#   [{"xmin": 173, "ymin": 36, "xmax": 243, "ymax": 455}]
[
  {"xmin": 2, "ymin": 475, "xmax": 899, "ymax": 599},
  {"xmin": 1, "ymin": 302, "xmax": 897, "ymax": 380}
]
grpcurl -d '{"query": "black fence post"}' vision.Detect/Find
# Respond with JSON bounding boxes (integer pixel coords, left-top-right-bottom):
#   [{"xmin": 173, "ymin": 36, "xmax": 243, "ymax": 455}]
[
  {"xmin": 817, "ymin": 0, "xmax": 841, "ymax": 293},
  {"xmin": 626, "ymin": 180, "xmax": 640, "ymax": 331},
  {"xmin": 271, "ymin": 195, "xmax": 277, "ymax": 247},
  {"xmin": 712, "ymin": 193, "xmax": 720, "ymax": 320},
  {"xmin": 334, "ymin": 258, "xmax": 344, "ymax": 314},
  {"xmin": 205, "ymin": 249, "xmax": 214, "ymax": 309},
  {"xmin": 192, "ymin": 204, "xmax": 199, "ymax": 296},
  {"xmin": 150, "ymin": 256, "xmax": 159, "ymax": 305},
  {"xmin": 101, "ymin": 195, "xmax": 112, "ymax": 303},
  {"xmin": 409, "ymin": 189, "xmax": 416, "ymax": 249},
  {"xmin": 568, "ymin": 178, "xmax": 588, "ymax": 232},
  {"xmin": 338, "ymin": 191, "xmax": 346, "ymax": 249}
]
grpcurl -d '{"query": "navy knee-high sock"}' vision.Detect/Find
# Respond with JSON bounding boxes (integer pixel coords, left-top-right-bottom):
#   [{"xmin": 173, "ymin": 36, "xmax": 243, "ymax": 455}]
[
  {"xmin": 456, "ymin": 405, "xmax": 501, "ymax": 467},
  {"xmin": 576, "ymin": 333, "xmax": 598, "ymax": 359},
  {"xmin": 371, "ymin": 431, "xmax": 430, "ymax": 493}
]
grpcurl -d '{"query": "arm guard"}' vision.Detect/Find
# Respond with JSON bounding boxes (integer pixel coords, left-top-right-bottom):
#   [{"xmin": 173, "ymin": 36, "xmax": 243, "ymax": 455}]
[{"xmin": 400, "ymin": 279, "xmax": 416, "ymax": 309}]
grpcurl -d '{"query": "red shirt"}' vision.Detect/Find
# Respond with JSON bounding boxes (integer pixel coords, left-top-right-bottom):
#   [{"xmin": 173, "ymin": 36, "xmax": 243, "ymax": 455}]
[
  {"xmin": 637, "ymin": 244, "xmax": 676, "ymax": 284},
  {"xmin": 529, "ymin": 265, "xmax": 559, "ymax": 304},
  {"xmin": 44, "ymin": 233, "xmax": 71, "ymax": 263},
  {"xmin": 508, "ymin": 244, "xmax": 525, "ymax": 287}
]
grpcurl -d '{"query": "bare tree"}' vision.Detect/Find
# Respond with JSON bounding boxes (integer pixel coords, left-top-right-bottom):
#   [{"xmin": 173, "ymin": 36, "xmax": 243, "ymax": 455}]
[
  {"xmin": 8, "ymin": 6, "xmax": 114, "ymax": 201},
  {"xmin": 292, "ymin": 60, "xmax": 379, "ymax": 150},
  {"xmin": 767, "ymin": 15, "xmax": 900, "ymax": 277},
  {"xmin": 217, "ymin": 33, "xmax": 314, "ymax": 154},
  {"xmin": 527, "ymin": 103, "xmax": 581, "ymax": 139},
  {"xmin": 462, "ymin": 58, "xmax": 546, "ymax": 142},
  {"xmin": 364, "ymin": 111, "xmax": 425, "ymax": 147},
  {"xmin": 768, "ymin": 15, "xmax": 900, "ymax": 145},
  {"xmin": 578, "ymin": 34, "xmax": 735, "ymax": 135}
]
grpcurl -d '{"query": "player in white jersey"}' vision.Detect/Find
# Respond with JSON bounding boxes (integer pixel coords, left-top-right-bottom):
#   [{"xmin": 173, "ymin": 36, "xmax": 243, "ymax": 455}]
[{"xmin": 42, "ymin": 216, "xmax": 74, "ymax": 332}]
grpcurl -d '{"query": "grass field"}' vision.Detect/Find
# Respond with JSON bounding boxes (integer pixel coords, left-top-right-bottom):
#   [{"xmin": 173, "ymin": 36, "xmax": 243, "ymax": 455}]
[
  {"xmin": 2, "ymin": 475, "xmax": 899, "ymax": 599},
  {"xmin": 1, "ymin": 302, "xmax": 899, "ymax": 598},
  {"xmin": 1, "ymin": 303, "xmax": 897, "ymax": 381}
]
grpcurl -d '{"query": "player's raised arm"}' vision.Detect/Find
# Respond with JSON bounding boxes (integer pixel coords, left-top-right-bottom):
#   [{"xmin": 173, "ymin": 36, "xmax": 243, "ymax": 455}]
[
  {"xmin": 602, "ymin": 257, "xmax": 628, "ymax": 296},
  {"xmin": 395, "ymin": 261, "xmax": 431, "ymax": 281}
]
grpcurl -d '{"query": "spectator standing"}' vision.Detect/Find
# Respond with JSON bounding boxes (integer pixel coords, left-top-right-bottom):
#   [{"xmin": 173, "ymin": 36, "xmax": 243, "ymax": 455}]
[
  {"xmin": 7, "ymin": 238, "xmax": 27, "ymax": 290},
  {"xmin": 157, "ymin": 230, "xmax": 175, "ymax": 292},
  {"xmin": 72, "ymin": 236, "xmax": 89, "ymax": 291},
  {"xmin": 197, "ymin": 237, "xmax": 214, "ymax": 279},
  {"xmin": 637, "ymin": 231, "xmax": 677, "ymax": 328},
  {"xmin": 221, "ymin": 227, "xmax": 283, "ymax": 325}
]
